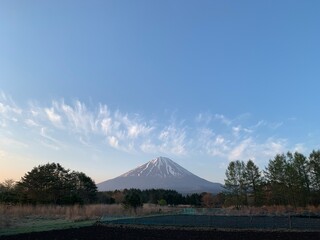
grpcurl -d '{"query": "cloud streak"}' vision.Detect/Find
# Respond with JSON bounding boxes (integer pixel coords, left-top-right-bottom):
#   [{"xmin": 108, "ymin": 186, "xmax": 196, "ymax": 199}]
[
  {"xmin": 0, "ymin": 92, "xmax": 302, "ymax": 163},
  {"xmin": 45, "ymin": 107, "xmax": 62, "ymax": 126}
]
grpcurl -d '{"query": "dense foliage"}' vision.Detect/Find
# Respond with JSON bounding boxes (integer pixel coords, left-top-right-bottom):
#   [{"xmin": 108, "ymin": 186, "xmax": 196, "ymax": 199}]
[
  {"xmin": 224, "ymin": 150, "xmax": 320, "ymax": 207},
  {"xmin": 0, "ymin": 163, "xmax": 97, "ymax": 204},
  {"xmin": 97, "ymin": 189, "xmax": 224, "ymax": 208}
]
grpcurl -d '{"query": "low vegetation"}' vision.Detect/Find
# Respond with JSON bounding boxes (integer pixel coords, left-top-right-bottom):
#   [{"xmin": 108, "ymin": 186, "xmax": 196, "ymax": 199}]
[{"xmin": 0, "ymin": 203, "xmax": 178, "ymax": 234}]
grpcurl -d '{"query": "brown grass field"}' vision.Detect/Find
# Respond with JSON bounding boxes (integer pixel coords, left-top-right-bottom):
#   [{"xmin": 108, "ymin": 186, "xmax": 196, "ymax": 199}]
[
  {"xmin": 1, "ymin": 204, "xmax": 319, "ymax": 239},
  {"xmin": 0, "ymin": 204, "xmax": 177, "ymax": 231}
]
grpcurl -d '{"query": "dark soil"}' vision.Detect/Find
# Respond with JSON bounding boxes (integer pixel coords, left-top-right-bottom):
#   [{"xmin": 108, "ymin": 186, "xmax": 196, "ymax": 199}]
[{"xmin": 0, "ymin": 225, "xmax": 319, "ymax": 240}]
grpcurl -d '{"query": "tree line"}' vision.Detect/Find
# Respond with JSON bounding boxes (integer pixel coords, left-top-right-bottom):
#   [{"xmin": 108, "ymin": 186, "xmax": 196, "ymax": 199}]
[
  {"xmin": 0, "ymin": 163, "xmax": 97, "ymax": 205},
  {"xmin": 96, "ymin": 188, "xmax": 225, "ymax": 208},
  {"xmin": 224, "ymin": 150, "xmax": 320, "ymax": 208},
  {"xmin": 1, "ymin": 149, "xmax": 319, "ymax": 208}
]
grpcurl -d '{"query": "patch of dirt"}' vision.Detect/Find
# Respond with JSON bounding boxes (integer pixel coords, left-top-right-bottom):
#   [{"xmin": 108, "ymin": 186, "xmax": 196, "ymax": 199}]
[{"xmin": 0, "ymin": 225, "xmax": 319, "ymax": 240}]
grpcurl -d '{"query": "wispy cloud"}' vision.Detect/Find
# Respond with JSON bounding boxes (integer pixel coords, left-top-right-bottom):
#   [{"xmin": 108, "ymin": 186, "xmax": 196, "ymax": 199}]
[
  {"xmin": 214, "ymin": 114, "xmax": 232, "ymax": 126},
  {"xmin": 269, "ymin": 122, "xmax": 283, "ymax": 130},
  {"xmin": 40, "ymin": 127, "xmax": 63, "ymax": 150},
  {"xmin": 53, "ymin": 100, "xmax": 96, "ymax": 133},
  {"xmin": 108, "ymin": 136, "xmax": 119, "ymax": 149},
  {"xmin": 101, "ymin": 117, "xmax": 112, "ymax": 135},
  {"xmin": 195, "ymin": 113, "xmax": 212, "ymax": 125},
  {"xmin": 139, "ymin": 124, "xmax": 187, "ymax": 156},
  {"xmin": 0, "ymin": 92, "xmax": 307, "ymax": 163},
  {"xmin": 0, "ymin": 136, "xmax": 29, "ymax": 148},
  {"xmin": 45, "ymin": 107, "xmax": 62, "ymax": 126},
  {"xmin": 158, "ymin": 125, "xmax": 187, "ymax": 155},
  {"xmin": 196, "ymin": 113, "xmax": 232, "ymax": 126},
  {"xmin": 25, "ymin": 119, "xmax": 39, "ymax": 127},
  {"xmin": 0, "ymin": 92, "xmax": 22, "ymax": 125},
  {"xmin": 229, "ymin": 138, "xmax": 254, "ymax": 161}
]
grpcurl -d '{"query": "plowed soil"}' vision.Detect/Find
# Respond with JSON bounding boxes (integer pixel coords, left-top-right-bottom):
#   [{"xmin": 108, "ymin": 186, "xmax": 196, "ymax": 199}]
[{"xmin": 0, "ymin": 225, "xmax": 319, "ymax": 240}]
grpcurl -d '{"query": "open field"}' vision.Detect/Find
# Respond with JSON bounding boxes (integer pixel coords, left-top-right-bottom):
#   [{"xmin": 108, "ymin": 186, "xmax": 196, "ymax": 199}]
[
  {"xmin": 0, "ymin": 204, "xmax": 177, "ymax": 236},
  {"xmin": 102, "ymin": 214, "xmax": 320, "ymax": 230},
  {"xmin": 1, "ymin": 204, "xmax": 320, "ymax": 238}
]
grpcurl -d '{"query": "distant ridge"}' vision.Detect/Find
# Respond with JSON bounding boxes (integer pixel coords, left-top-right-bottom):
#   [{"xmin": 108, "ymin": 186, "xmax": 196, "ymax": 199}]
[{"xmin": 97, "ymin": 157, "xmax": 223, "ymax": 194}]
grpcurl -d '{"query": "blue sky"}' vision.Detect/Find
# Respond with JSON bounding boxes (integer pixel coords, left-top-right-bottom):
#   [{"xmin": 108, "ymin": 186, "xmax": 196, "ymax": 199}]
[{"xmin": 1, "ymin": 1, "xmax": 320, "ymax": 184}]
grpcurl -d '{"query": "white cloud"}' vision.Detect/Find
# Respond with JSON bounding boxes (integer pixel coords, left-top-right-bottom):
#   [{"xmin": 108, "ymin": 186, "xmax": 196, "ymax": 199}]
[
  {"xmin": 158, "ymin": 125, "xmax": 187, "ymax": 155},
  {"xmin": 0, "ymin": 91, "xmax": 309, "ymax": 166},
  {"xmin": 159, "ymin": 130, "xmax": 169, "ymax": 141},
  {"xmin": 60, "ymin": 100, "xmax": 95, "ymax": 133},
  {"xmin": 293, "ymin": 143, "xmax": 305, "ymax": 153},
  {"xmin": 252, "ymin": 120, "xmax": 267, "ymax": 128},
  {"xmin": 0, "ymin": 137, "xmax": 29, "ymax": 148},
  {"xmin": 196, "ymin": 113, "xmax": 232, "ymax": 126},
  {"xmin": 40, "ymin": 127, "xmax": 62, "ymax": 150},
  {"xmin": 261, "ymin": 138, "xmax": 287, "ymax": 158},
  {"xmin": 113, "ymin": 111, "xmax": 154, "ymax": 139},
  {"xmin": 140, "ymin": 140, "xmax": 157, "ymax": 153},
  {"xmin": 0, "ymin": 103, "xmax": 6, "ymax": 113},
  {"xmin": 25, "ymin": 119, "xmax": 39, "ymax": 127},
  {"xmin": 128, "ymin": 125, "xmax": 140, "ymax": 138},
  {"xmin": 229, "ymin": 138, "xmax": 253, "ymax": 161},
  {"xmin": 79, "ymin": 136, "xmax": 90, "ymax": 147},
  {"xmin": 225, "ymin": 137, "xmax": 288, "ymax": 164},
  {"xmin": 31, "ymin": 109, "xmax": 39, "ymax": 116},
  {"xmin": 45, "ymin": 107, "xmax": 61, "ymax": 125},
  {"xmin": 195, "ymin": 113, "xmax": 212, "ymax": 124},
  {"xmin": 98, "ymin": 104, "xmax": 109, "ymax": 117},
  {"xmin": 215, "ymin": 135, "xmax": 225, "ymax": 145},
  {"xmin": 139, "ymin": 125, "xmax": 188, "ymax": 156},
  {"xmin": 40, "ymin": 141, "xmax": 60, "ymax": 151},
  {"xmin": 232, "ymin": 126, "xmax": 241, "ymax": 135},
  {"xmin": 0, "ymin": 93, "xmax": 22, "ymax": 115},
  {"xmin": 269, "ymin": 122, "xmax": 283, "ymax": 130},
  {"xmin": 214, "ymin": 114, "xmax": 231, "ymax": 125},
  {"xmin": 128, "ymin": 124, "xmax": 150, "ymax": 138},
  {"xmin": 0, "ymin": 93, "xmax": 22, "ymax": 126},
  {"xmin": 101, "ymin": 118, "xmax": 112, "ymax": 134},
  {"xmin": 108, "ymin": 136, "xmax": 119, "ymax": 148}
]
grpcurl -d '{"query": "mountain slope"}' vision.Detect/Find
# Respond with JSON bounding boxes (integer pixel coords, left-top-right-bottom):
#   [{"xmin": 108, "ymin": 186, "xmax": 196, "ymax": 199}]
[{"xmin": 97, "ymin": 157, "xmax": 223, "ymax": 194}]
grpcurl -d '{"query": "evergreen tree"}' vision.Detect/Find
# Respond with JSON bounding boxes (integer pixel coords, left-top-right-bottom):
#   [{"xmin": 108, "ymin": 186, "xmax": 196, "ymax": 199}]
[
  {"xmin": 224, "ymin": 160, "xmax": 247, "ymax": 208},
  {"xmin": 123, "ymin": 190, "xmax": 143, "ymax": 213},
  {"xmin": 309, "ymin": 150, "xmax": 320, "ymax": 191},
  {"xmin": 0, "ymin": 179, "xmax": 17, "ymax": 203},
  {"xmin": 245, "ymin": 160, "xmax": 263, "ymax": 206},
  {"xmin": 70, "ymin": 172, "xmax": 97, "ymax": 204},
  {"xmin": 290, "ymin": 152, "xmax": 310, "ymax": 206},
  {"xmin": 309, "ymin": 150, "xmax": 320, "ymax": 205},
  {"xmin": 264, "ymin": 154, "xmax": 288, "ymax": 205},
  {"xmin": 17, "ymin": 163, "xmax": 97, "ymax": 204}
]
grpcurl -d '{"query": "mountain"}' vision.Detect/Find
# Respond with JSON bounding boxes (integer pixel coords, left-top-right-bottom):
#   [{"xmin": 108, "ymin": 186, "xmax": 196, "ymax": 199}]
[{"xmin": 97, "ymin": 157, "xmax": 223, "ymax": 194}]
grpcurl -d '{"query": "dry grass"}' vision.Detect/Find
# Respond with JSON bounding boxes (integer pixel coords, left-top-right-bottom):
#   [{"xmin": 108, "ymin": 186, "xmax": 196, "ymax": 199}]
[
  {"xmin": 2, "ymin": 203, "xmax": 319, "ymax": 229},
  {"xmin": 220, "ymin": 205, "xmax": 320, "ymax": 216},
  {"xmin": 0, "ymin": 204, "xmax": 178, "ymax": 229}
]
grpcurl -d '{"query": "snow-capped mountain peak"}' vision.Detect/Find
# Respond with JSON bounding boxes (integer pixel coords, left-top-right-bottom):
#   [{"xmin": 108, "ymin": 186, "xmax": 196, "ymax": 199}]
[
  {"xmin": 121, "ymin": 156, "xmax": 193, "ymax": 178},
  {"xmin": 97, "ymin": 156, "xmax": 223, "ymax": 194}
]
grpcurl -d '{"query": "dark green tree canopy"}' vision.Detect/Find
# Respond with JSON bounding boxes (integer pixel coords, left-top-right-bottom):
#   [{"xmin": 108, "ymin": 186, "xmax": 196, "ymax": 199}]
[
  {"xmin": 123, "ymin": 189, "xmax": 143, "ymax": 213},
  {"xmin": 17, "ymin": 163, "xmax": 97, "ymax": 204}
]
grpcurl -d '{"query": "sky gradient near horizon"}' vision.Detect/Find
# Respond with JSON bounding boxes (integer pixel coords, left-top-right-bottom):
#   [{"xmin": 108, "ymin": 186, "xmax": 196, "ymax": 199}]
[{"xmin": 1, "ymin": 1, "xmax": 320, "ymax": 184}]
